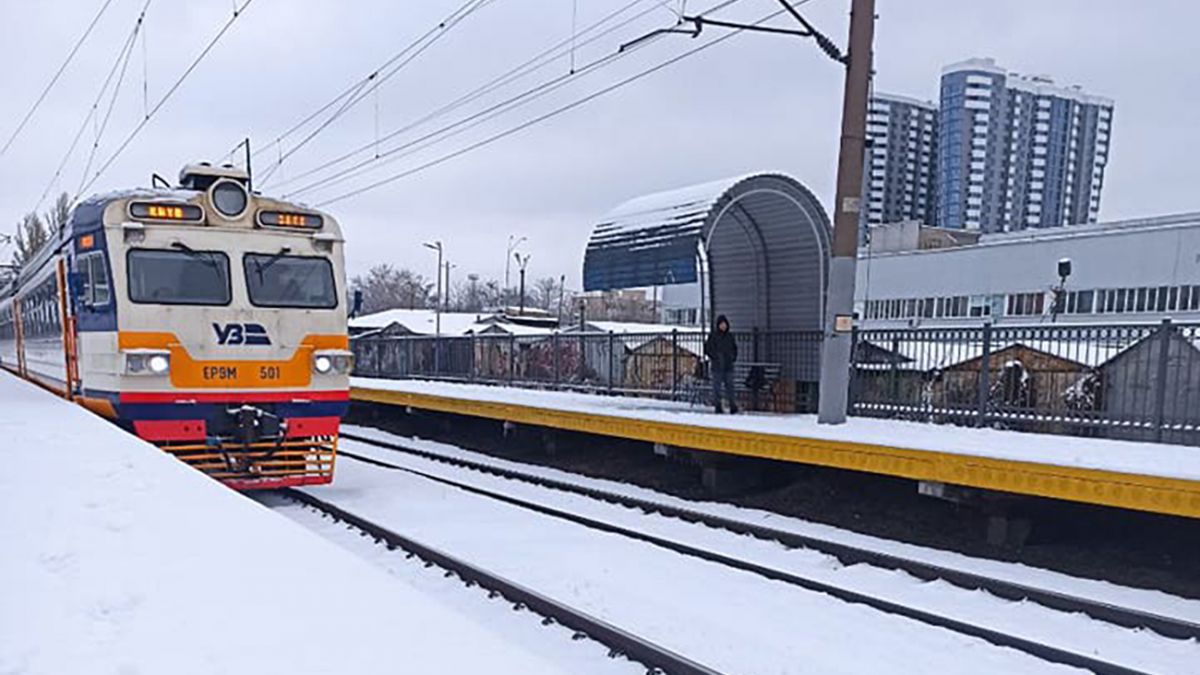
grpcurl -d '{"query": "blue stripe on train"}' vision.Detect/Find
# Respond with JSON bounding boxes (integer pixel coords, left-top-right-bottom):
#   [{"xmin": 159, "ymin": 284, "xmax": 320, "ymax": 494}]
[{"xmin": 80, "ymin": 388, "xmax": 348, "ymax": 422}]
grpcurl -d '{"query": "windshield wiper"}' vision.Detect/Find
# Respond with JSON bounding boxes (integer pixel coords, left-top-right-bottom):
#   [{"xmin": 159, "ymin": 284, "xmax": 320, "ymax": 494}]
[
  {"xmin": 253, "ymin": 246, "xmax": 293, "ymax": 281},
  {"xmin": 171, "ymin": 241, "xmax": 219, "ymax": 269}
]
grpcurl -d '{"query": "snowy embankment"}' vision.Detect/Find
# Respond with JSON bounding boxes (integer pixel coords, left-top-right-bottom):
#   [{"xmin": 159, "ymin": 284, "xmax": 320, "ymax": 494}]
[
  {"xmin": 0, "ymin": 373, "xmax": 590, "ymax": 675},
  {"xmin": 353, "ymin": 377, "xmax": 1200, "ymax": 481}
]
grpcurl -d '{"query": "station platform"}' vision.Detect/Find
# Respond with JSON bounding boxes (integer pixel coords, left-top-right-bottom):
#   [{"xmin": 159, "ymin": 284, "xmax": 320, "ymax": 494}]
[
  {"xmin": 352, "ymin": 378, "xmax": 1200, "ymax": 519},
  {"xmin": 0, "ymin": 373, "xmax": 589, "ymax": 674}
]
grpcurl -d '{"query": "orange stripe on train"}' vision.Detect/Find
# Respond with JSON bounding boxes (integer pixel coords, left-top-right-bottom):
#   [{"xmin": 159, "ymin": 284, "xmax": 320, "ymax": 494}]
[{"xmin": 117, "ymin": 332, "xmax": 348, "ymax": 389}]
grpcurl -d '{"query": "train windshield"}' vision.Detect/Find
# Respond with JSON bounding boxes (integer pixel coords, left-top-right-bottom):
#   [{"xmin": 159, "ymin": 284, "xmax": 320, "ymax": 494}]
[
  {"xmin": 243, "ymin": 253, "xmax": 337, "ymax": 309},
  {"xmin": 127, "ymin": 249, "xmax": 231, "ymax": 305}
]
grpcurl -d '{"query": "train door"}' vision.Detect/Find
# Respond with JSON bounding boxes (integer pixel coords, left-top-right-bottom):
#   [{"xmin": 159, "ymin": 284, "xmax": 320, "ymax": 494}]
[{"xmin": 57, "ymin": 258, "xmax": 79, "ymax": 398}]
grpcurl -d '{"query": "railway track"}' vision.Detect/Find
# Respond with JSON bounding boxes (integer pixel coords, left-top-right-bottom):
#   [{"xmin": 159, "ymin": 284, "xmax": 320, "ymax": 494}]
[
  {"xmin": 335, "ymin": 430, "xmax": 1192, "ymax": 675},
  {"xmin": 341, "ymin": 430, "xmax": 1200, "ymax": 642},
  {"xmin": 281, "ymin": 488, "xmax": 722, "ymax": 675}
]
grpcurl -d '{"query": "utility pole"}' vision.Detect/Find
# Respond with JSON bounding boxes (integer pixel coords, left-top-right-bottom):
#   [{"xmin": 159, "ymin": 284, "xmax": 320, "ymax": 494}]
[
  {"xmin": 443, "ymin": 261, "xmax": 456, "ymax": 312},
  {"xmin": 557, "ymin": 274, "xmax": 566, "ymax": 325},
  {"xmin": 423, "ymin": 241, "xmax": 443, "ymax": 338},
  {"xmin": 817, "ymin": 0, "xmax": 875, "ymax": 424},
  {"xmin": 515, "ymin": 252, "xmax": 531, "ymax": 316}
]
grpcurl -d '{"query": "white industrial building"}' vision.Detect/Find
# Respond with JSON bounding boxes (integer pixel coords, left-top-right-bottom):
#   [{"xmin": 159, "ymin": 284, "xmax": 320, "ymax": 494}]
[{"xmin": 857, "ymin": 212, "xmax": 1200, "ymax": 327}]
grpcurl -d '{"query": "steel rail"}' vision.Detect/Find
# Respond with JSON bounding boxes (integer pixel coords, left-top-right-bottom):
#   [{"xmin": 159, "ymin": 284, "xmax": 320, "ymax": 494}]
[
  {"xmin": 281, "ymin": 488, "xmax": 723, "ymax": 675},
  {"xmin": 341, "ymin": 430, "xmax": 1200, "ymax": 643}
]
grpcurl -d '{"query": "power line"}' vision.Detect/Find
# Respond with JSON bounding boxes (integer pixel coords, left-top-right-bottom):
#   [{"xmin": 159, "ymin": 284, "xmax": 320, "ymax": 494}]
[
  {"xmin": 34, "ymin": 0, "xmax": 153, "ymax": 212},
  {"xmin": 77, "ymin": 7, "xmax": 148, "ymax": 195},
  {"xmin": 271, "ymin": 0, "xmax": 672, "ymax": 197},
  {"xmin": 1, "ymin": 0, "xmax": 117, "ymax": 157},
  {"xmin": 77, "ymin": 0, "xmax": 256, "ymax": 198},
  {"xmin": 317, "ymin": 3, "xmax": 794, "ymax": 207},
  {"xmin": 252, "ymin": 0, "xmax": 496, "ymax": 185}
]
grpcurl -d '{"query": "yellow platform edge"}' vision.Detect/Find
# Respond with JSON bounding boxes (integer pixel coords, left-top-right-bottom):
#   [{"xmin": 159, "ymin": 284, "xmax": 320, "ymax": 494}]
[{"xmin": 352, "ymin": 386, "xmax": 1200, "ymax": 519}]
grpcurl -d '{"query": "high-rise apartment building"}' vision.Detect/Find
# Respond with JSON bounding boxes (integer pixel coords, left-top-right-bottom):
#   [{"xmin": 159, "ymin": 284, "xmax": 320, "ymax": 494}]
[
  {"xmin": 863, "ymin": 93, "xmax": 939, "ymax": 233},
  {"xmin": 937, "ymin": 58, "xmax": 1114, "ymax": 232}
]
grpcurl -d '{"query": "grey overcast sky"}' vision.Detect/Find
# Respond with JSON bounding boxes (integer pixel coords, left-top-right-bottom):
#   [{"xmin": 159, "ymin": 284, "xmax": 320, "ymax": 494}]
[{"xmin": 1, "ymin": 0, "xmax": 1196, "ymax": 289}]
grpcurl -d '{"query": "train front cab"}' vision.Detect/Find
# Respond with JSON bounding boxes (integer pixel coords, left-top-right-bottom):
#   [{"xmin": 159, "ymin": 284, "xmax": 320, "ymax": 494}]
[{"xmin": 70, "ymin": 166, "xmax": 351, "ymax": 490}]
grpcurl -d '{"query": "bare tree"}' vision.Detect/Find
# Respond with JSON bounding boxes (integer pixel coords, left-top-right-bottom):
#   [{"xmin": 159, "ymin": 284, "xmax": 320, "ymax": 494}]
[
  {"xmin": 47, "ymin": 193, "xmax": 71, "ymax": 233},
  {"xmin": 11, "ymin": 212, "xmax": 49, "ymax": 268},
  {"xmin": 349, "ymin": 263, "xmax": 433, "ymax": 314}
]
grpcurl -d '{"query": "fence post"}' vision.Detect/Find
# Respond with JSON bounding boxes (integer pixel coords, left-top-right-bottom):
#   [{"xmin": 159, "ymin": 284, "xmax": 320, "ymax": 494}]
[
  {"xmin": 977, "ymin": 322, "xmax": 993, "ymax": 427},
  {"xmin": 1154, "ymin": 318, "xmax": 1172, "ymax": 442},
  {"xmin": 671, "ymin": 329, "xmax": 679, "ymax": 398},
  {"xmin": 848, "ymin": 326, "xmax": 859, "ymax": 414},
  {"xmin": 470, "ymin": 334, "xmax": 478, "ymax": 383},
  {"xmin": 508, "ymin": 333, "xmax": 516, "ymax": 385},
  {"xmin": 607, "ymin": 331, "xmax": 615, "ymax": 392},
  {"xmin": 888, "ymin": 335, "xmax": 900, "ymax": 401},
  {"xmin": 407, "ymin": 338, "xmax": 414, "ymax": 378},
  {"xmin": 553, "ymin": 332, "xmax": 561, "ymax": 385}
]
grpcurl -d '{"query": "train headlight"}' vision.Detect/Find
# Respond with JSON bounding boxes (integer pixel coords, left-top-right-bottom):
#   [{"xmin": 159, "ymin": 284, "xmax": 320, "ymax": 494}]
[
  {"xmin": 210, "ymin": 179, "xmax": 248, "ymax": 219},
  {"xmin": 148, "ymin": 354, "xmax": 170, "ymax": 374},
  {"xmin": 332, "ymin": 354, "xmax": 354, "ymax": 374},
  {"xmin": 125, "ymin": 351, "xmax": 171, "ymax": 376},
  {"xmin": 313, "ymin": 351, "xmax": 352, "ymax": 375}
]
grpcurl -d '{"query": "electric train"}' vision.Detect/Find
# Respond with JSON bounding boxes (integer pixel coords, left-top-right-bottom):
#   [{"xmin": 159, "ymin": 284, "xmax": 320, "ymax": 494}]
[{"xmin": 0, "ymin": 163, "xmax": 351, "ymax": 489}]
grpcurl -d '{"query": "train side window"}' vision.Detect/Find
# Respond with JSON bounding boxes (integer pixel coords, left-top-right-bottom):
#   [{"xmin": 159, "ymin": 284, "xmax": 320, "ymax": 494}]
[
  {"xmin": 76, "ymin": 252, "xmax": 111, "ymax": 307},
  {"xmin": 88, "ymin": 254, "xmax": 111, "ymax": 305}
]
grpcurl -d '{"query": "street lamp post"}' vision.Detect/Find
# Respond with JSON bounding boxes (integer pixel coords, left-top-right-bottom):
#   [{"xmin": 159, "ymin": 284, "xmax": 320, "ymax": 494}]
[
  {"xmin": 444, "ymin": 261, "xmax": 457, "ymax": 312},
  {"xmin": 505, "ymin": 235, "xmax": 526, "ymax": 304},
  {"xmin": 424, "ymin": 241, "xmax": 443, "ymax": 373},
  {"xmin": 514, "ymin": 252, "xmax": 531, "ymax": 316}
]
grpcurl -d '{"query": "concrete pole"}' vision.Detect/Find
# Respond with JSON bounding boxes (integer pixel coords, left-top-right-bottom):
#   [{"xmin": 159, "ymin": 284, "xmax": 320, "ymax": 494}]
[{"xmin": 818, "ymin": 0, "xmax": 875, "ymax": 424}]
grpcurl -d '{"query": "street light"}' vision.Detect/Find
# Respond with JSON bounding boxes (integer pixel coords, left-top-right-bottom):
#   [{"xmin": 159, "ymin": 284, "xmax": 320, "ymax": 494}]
[
  {"xmin": 444, "ymin": 260, "xmax": 458, "ymax": 312},
  {"xmin": 514, "ymin": 252, "xmax": 531, "ymax": 316},
  {"xmin": 505, "ymin": 235, "xmax": 526, "ymax": 302},
  {"xmin": 423, "ymin": 241, "xmax": 443, "ymax": 340}
]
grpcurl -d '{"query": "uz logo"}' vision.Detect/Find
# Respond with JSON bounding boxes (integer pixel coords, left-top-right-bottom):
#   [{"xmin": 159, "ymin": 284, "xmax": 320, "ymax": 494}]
[{"xmin": 213, "ymin": 322, "xmax": 271, "ymax": 346}]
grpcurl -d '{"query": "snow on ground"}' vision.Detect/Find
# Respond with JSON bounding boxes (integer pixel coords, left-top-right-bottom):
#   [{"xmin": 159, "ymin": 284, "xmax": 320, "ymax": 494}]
[
  {"xmin": 344, "ymin": 424, "xmax": 1200, "ymax": 624},
  {"xmin": 353, "ymin": 377, "xmax": 1200, "ymax": 481},
  {"xmin": 301, "ymin": 456, "xmax": 1094, "ymax": 675},
  {"xmin": 334, "ymin": 434, "xmax": 1200, "ymax": 675},
  {"xmin": 0, "ymin": 373, "xmax": 613, "ymax": 675}
]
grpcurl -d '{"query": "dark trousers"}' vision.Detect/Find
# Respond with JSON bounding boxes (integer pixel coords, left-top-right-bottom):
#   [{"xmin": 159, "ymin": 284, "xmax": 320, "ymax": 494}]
[{"xmin": 711, "ymin": 367, "xmax": 736, "ymax": 410}]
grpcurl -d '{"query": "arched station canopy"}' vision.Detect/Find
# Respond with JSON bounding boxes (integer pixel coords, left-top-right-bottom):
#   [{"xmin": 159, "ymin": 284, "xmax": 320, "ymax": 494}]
[{"xmin": 583, "ymin": 173, "xmax": 832, "ymax": 332}]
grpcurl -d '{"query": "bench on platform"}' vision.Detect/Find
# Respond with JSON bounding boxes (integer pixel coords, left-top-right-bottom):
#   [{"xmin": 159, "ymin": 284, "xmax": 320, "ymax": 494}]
[{"xmin": 686, "ymin": 361, "xmax": 783, "ymax": 411}]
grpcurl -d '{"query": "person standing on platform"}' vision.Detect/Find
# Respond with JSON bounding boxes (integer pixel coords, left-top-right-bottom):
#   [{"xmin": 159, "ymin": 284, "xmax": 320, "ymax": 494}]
[{"xmin": 704, "ymin": 314, "xmax": 739, "ymax": 414}]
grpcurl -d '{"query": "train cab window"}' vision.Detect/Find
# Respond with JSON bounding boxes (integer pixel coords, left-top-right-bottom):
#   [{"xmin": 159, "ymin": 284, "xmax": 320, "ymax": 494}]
[
  {"xmin": 128, "ymin": 249, "xmax": 231, "ymax": 305},
  {"xmin": 243, "ymin": 254, "xmax": 337, "ymax": 309},
  {"xmin": 77, "ymin": 252, "xmax": 111, "ymax": 307}
]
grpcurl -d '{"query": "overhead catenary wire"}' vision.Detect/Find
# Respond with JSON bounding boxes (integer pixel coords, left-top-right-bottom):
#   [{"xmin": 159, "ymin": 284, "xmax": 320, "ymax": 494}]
[
  {"xmin": 252, "ymin": 0, "xmax": 496, "ymax": 186},
  {"xmin": 77, "ymin": 0, "xmax": 256, "ymax": 198},
  {"xmin": 1, "ymin": 0, "xmax": 117, "ymax": 157},
  {"xmin": 270, "ymin": 0, "xmax": 685, "ymax": 196},
  {"xmin": 316, "ymin": 3, "xmax": 797, "ymax": 207},
  {"xmin": 34, "ymin": 0, "xmax": 153, "ymax": 212},
  {"xmin": 249, "ymin": 0, "xmax": 489, "ymax": 162},
  {"xmin": 77, "ymin": 8, "xmax": 148, "ymax": 196}
]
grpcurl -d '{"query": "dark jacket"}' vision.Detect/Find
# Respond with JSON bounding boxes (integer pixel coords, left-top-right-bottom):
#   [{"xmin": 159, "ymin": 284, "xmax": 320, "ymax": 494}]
[{"xmin": 704, "ymin": 315, "xmax": 738, "ymax": 372}]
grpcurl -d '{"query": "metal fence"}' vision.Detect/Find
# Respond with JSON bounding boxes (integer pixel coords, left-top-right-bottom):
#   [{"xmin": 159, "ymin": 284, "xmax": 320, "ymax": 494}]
[
  {"xmin": 352, "ymin": 329, "xmax": 823, "ymax": 413},
  {"xmin": 852, "ymin": 320, "xmax": 1200, "ymax": 445},
  {"xmin": 352, "ymin": 320, "xmax": 1200, "ymax": 446}
]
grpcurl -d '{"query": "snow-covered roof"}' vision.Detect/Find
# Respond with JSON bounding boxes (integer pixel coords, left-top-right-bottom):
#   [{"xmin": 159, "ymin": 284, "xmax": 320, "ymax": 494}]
[
  {"xmin": 583, "ymin": 174, "xmax": 765, "ymax": 291},
  {"xmin": 860, "ymin": 338, "xmax": 1138, "ymax": 372},
  {"xmin": 350, "ymin": 308, "xmax": 556, "ymax": 337},
  {"xmin": 350, "ymin": 309, "xmax": 493, "ymax": 335},
  {"xmin": 583, "ymin": 320, "xmax": 703, "ymax": 334}
]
